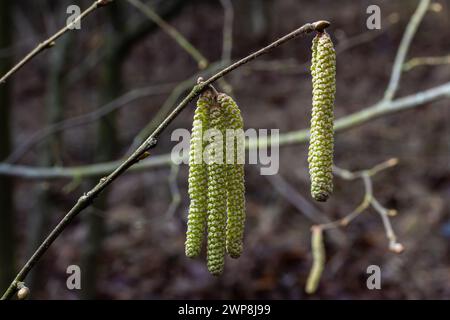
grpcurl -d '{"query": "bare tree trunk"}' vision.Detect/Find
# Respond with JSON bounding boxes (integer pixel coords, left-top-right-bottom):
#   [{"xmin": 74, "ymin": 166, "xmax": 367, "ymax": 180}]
[
  {"xmin": 27, "ymin": 32, "xmax": 73, "ymax": 297},
  {"xmin": 0, "ymin": 0, "xmax": 15, "ymax": 293},
  {"xmin": 81, "ymin": 2, "xmax": 125, "ymax": 299}
]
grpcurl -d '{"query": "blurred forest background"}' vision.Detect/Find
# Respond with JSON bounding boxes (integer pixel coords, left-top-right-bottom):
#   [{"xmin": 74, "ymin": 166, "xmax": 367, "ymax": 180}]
[{"xmin": 0, "ymin": 0, "xmax": 449, "ymax": 299}]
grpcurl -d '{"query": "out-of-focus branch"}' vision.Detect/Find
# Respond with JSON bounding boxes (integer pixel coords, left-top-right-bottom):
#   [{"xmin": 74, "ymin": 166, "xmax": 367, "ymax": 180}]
[
  {"xmin": 264, "ymin": 173, "xmax": 347, "ymax": 247},
  {"xmin": 305, "ymin": 158, "xmax": 403, "ymax": 294},
  {"xmin": 126, "ymin": 0, "xmax": 235, "ymax": 150},
  {"xmin": 0, "ymin": 0, "xmax": 112, "ymax": 84},
  {"xmin": 126, "ymin": 0, "xmax": 208, "ymax": 69},
  {"xmin": 247, "ymin": 13, "xmax": 399, "ymax": 74},
  {"xmin": 220, "ymin": 0, "xmax": 234, "ymax": 63},
  {"xmin": 268, "ymin": 80, "xmax": 450, "ymax": 150},
  {"xmin": 128, "ymin": 61, "xmax": 226, "ymax": 152},
  {"xmin": 315, "ymin": 159, "xmax": 400, "ymax": 240},
  {"xmin": 66, "ymin": 0, "xmax": 187, "ymax": 84},
  {"xmin": 1, "ymin": 79, "xmax": 450, "ymax": 180},
  {"xmin": 325, "ymin": 159, "xmax": 404, "ymax": 253},
  {"xmin": 1, "ymin": 21, "xmax": 325, "ymax": 300},
  {"xmin": 383, "ymin": 0, "xmax": 430, "ymax": 101},
  {"xmin": 164, "ymin": 164, "xmax": 181, "ymax": 217},
  {"xmin": 5, "ymin": 83, "xmax": 176, "ymax": 164},
  {"xmin": 334, "ymin": 13, "xmax": 399, "ymax": 53},
  {"xmin": 403, "ymin": 54, "xmax": 450, "ymax": 71}
]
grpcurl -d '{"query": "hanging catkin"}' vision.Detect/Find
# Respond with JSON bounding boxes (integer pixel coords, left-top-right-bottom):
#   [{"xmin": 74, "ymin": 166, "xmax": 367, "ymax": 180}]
[
  {"xmin": 206, "ymin": 95, "xmax": 228, "ymax": 276},
  {"xmin": 305, "ymin": 227, "xmax": 325, "ymax": 294},
  {"xmin": 308, "ymin": 31, "xmax": 336, "ymax": 202},
  {"xmin": 185, "ymin": 92, "xmax": 211, "ymax": 258},
  {"xmin": 218, "ymin": 93, "xmax": 246, "ymax": 259}
]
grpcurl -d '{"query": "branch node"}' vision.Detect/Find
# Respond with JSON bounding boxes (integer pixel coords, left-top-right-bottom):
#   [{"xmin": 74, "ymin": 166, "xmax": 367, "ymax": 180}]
[
  {"xmin": 388, "ymin": 209, "xmax": 398, "ymax": 216},
  {"xmin": 46, "ymin": 41, "xmax": 56, "ymax": 49},
  {"xmin": 196, "ymin": 77, "xmax": 204, "ymax": 85},
  {"xmin": 145, "ymin": 138, "xmax": 157, "ymax": 150},
  {"xmin": 196, "ymin": 77, "xmax": 219, "ymax": 96},
  {"xmin": 313, "ymin": 20, "xmax": 331, "ymax": 33},
  {"xmin": 389, "ymin": 242, "xmax": 405, "ymax": 254},
  {"xmin": 16, "ymin": 282, "xmax": 30, "ymax": 300}
]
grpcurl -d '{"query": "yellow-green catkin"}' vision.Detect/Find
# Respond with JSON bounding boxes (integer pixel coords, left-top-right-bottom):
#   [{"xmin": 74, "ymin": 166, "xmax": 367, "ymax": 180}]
[
  {"xmin": 308, "ymin": 31, "xmax": 336, "ymax": 202},
  {"xmin": 206, "ymin": 96, "xmax": 228, "ymax": 276},
  {"xmin": 305, "ymin": 227, "xmax": 325, "ymax": 294},
  {"xmin": 218, "ymin": 93, "xmax": 246, "ymax": 259},
  {"xmin": 185, "ymin": 92, "xmax": 211, "ymax": 258}
]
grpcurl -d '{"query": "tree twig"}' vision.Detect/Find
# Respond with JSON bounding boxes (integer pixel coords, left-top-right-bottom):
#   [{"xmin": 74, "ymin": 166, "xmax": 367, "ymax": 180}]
[
  {"xmin": 383, "ymin": 0, "xmax": 430, "ymax": 101},
  {"xmin": 164, "ymin": 164, "xmax": 181, "ymax": 218},
  {"xmin": 1, "ymin": 20, "xmax": 325, "ymax": 300},
  {"xmin": 126, "ymin": 0, "xmax": 208, "ymax": 69},
  {"xmin": 0, "ymin": 0, "xmax": 112, "ymax": 84},
  {"xmin": 246, "ymin": 14, "xmax": 398, "ymax": 74},
  {"xmin": 127, "ymin": 61, "xmax": 227, "ymax": 152},
  {"xmin": 315, "ymin": 158, "xmax": 403, "ymax": 253},
  {"xmin": 220, "ymin": 0, "xmax": 234, "ymax": 63},
  {"xmin": 305, "ymin": 159, "xmax": 402, "ymax": 294},
  {"xmin": 125, "ymin": 0, "xmax": 233, "ymax": 148},
  {"xmin": 264, "ymin": 172, "xmax": 347, "ymax": 247},
  {"xmin": 5, "ymin": 83, "xmax": 176, "ymax": 164},
  {"xmin": 403, "ymin": 54, "xmax": 450, "ymax": 71}
]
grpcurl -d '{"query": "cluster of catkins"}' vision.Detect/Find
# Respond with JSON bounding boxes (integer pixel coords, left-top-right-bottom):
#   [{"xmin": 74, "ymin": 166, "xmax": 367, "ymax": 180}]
[
  {"xmin": 185, "ymin": 89, "xmax": 245, "ymax": 276},
  {"xmin": 308, "ymin": 31, "xmax": 336, "ymax": 202},
  {"xmin": 185, "ymin": 29, "xmax": 336, "ymax": 276}
]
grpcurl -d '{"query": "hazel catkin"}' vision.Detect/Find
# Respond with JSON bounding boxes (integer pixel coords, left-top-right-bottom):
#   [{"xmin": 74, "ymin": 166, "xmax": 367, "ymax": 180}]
[
  {"xmin": 206, "ymin": 96, "xmax": 228, "ymax": 276},
  {"xmin": 218, "ymin": 93, "xmax": 246, "ymax": 259},
  {"xmin": 185, "ymin": 92, "xmax": 211, "ymax": 258},
  {"xmin": 308, "ymin": 31, "xmax": 336, "ymax": 202},
  {"xmin": 186, "ymin": 88, "xmax": 247, "ymax": 276},
  {"xmin": 305, "ymin": 227, "xmax": 325, "ymax": 294}
]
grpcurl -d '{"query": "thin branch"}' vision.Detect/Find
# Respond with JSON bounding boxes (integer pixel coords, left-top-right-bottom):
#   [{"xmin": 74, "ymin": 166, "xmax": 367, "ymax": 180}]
[
  {"xmin": 247, "ymin": 15, "xmax": 398, "ymax": 74},
  {"xmin": 333, "ymin": 158, "xmax": 399, "ymax": 180},
  {"xmin": 317, "ymin": 173, "xmax": 372, "ymax": 231},
  {"xmin": 315, "ymin": 160, "xmax": 403, "ymax": 253},
  {"xmin": 403, "ymin": 54, "xmax": 450, "ymax": 71},
  {"xmin": 383, "ymin": 0, "xmax": 430, "ymax": 101},
  {"xmin": 128, "ymin": 61, "xmax": 227, "ymax": 152},
  {"xmin": 164, "ymin": 164, "xmax": 181, "ymax": 217},
  {"xmin": 5, "ymin": 83, "xmax": 176, "ymax": 164},
  {"xmin": 248, "ymin": 80, "xmax": 450, "ymax": 149},
  {"xmin": 370, "ymin": 197, "xmax": 404, "ymax": 253},
  {"xmin": 0, "ymin": 0, "xmax": 112, "ymax": 84},
  {"xmin": 220, "ymin": 0, "xmax": 234, "ymax": 63},
  {"xmin": 65, "ymin": 45, "xmax": 106, "ymax": 85},
  {"xmin": 1, "ymin": 20, "xmax": 324, "ymax": 300},
  {"xmin": 305, "ymin": 159, "xmax": 402, "ymax": 294},
  {"xmin": 305, "ymin": 159, "xmax": 403, "ymax": 294},
  {"xmin": 126, "ymin": 0, "xmax": 208, "ymax": 69},
  {"xmin": 8, "ymin": 61, "xmax": 225, "ymax": 163},
  {"xmin": 264, "ymin": 172, "xmax": 347, "ymax": 247},
  {"xmin": 124, "ymin": 0, "xmax": 232, "ymax": 146}
]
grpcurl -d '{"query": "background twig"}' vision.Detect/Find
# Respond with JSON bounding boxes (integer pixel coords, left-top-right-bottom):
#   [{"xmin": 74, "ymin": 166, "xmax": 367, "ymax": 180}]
[
  {"xmin": 383, "ymin": 0, "xmax": 430, "ymax": 101},
  {"xmin": 0, "ymin": 0, "xmax": 112, "ymax": 84}
]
